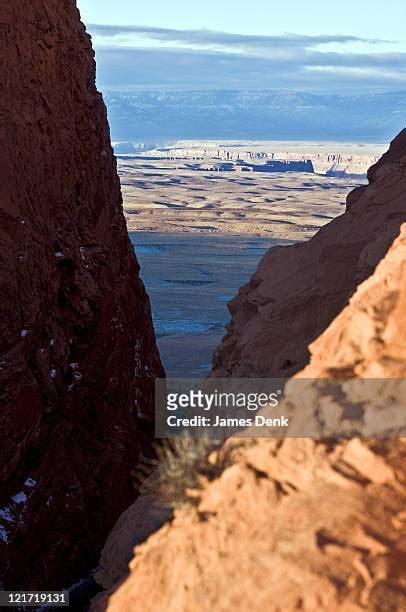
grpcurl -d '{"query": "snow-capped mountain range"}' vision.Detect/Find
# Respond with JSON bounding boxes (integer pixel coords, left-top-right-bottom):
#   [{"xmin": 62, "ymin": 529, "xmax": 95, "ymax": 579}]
[{"xmin": 104, "ymin": 90, "xmax": 406, "ymax": 141}]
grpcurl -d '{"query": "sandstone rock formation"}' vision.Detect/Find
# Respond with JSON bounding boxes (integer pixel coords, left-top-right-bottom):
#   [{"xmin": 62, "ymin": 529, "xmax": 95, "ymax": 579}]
[
  {"xmin": 0, "ymin": 0, "xmax": 163, "ymax": 589},
  {"xmin": 137, "ymin": 143, "xmax": 379, "ymax": 178},
  {"xmin": 94, "ymin": 437, "xmax": 406, "ymax": 612},
  {"xmin": 91, "ymin": 223, "xmax": 406, "ymax": 612},
  {"xmin": 299, "ymin": 224, "xmax": 406, "ymax": 380},
  {"xmin": 211, "ymin": 129, "xmax": 406, "ymax": 378}
]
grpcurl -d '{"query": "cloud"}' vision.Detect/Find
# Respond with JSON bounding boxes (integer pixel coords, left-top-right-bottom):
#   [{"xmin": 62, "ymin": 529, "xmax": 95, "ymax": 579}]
[
  {"xmin": 88, "ymin": 24, "xmax": 390, "ymax": 54},
  {"xmin": 85, "ymin": 24, "xmax": 406, "ymax": 93},
  {"xmin": 94, "ymin": 46, "xmax": 406, "ymax": 93}
]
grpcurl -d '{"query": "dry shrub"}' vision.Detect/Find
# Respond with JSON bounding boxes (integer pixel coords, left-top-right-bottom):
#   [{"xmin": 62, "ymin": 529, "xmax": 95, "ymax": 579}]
[{"xmin": 136, "ymin": 436, "xmax": 231, "ymax": 509}]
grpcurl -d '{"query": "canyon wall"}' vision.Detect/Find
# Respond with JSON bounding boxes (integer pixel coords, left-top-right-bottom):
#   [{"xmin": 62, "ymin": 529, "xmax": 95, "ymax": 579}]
[
  {"xmin": 0, "ymin": 0, "xmax": 163, "ymax": 589},
  {"xmin": 211, "ymin": 129, "xmax": 406, "ymax": 378},
  {"xmin": 91, "ymin": 140, "xmax": 406, "ymax": 612},
  {"xmin": 131, "ymin": 144, "xmax": 379, "ymax": 177}
]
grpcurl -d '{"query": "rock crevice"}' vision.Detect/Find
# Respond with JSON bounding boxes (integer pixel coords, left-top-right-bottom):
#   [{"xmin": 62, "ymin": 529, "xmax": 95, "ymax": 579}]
[{"xmin": 91, "ymin": 132, "xmax": 406, "ymax": 611}]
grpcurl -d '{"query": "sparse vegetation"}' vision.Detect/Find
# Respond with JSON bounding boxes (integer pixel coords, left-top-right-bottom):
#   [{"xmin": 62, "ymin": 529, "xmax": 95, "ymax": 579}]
[{"xmin": 135, "ymin": 436, "xmax": 232, "ymax": 509}]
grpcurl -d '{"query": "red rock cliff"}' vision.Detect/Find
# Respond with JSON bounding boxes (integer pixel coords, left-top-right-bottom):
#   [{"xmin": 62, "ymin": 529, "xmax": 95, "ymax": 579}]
[
  {"xmin": 211, "ymin": 129, "xmax": 406, "ymax": 377},
  {"xmin": 0, "ymin": 0, "xmax": 163, "ymax": 589}
]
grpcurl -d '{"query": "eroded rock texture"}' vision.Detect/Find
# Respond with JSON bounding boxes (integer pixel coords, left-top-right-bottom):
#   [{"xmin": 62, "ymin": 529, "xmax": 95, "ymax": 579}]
[
  {"xmin": 211, "ymin": 129, "xmax": 406, "ymax": 377},
  {"xmin": 300, "ymin": 223, "xmax": 406, "ymax": 379},
  {"xmin": 92, "ymin": 224, "xmax": 406, "ymax": 612},
  {"xmin": 96, "ymin": 439, "xmax": 406, "ymax": 612},
  {"xmin": 0, "ymin": 0, "xmax": 163, "ymax": 589}
]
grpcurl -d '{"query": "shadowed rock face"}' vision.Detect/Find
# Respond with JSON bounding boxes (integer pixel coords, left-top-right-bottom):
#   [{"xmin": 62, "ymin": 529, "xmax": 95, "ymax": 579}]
[
  {"xmin": 0, "ymin": 0, "xmax": 163, "ymax": 589},
  {"xmin": 211, "ymin": 129, "xmax": 406, "ymax": 378}
]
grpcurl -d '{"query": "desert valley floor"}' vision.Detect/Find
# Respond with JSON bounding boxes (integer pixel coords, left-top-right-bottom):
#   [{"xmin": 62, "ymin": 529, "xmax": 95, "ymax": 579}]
[{"xmin": 122, "ymin": 140, "xmax": 386, "ymax": 375}]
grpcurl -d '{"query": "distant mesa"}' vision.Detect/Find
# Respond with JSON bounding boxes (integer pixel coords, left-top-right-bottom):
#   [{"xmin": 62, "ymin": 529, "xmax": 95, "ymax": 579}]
[
  {"xmin": 113, "ymin": 141, "xmax": 158, "ymax": 154},
  {"xmin": 113, "ymin": 141, "xmax": 381, "ymax": 179}
]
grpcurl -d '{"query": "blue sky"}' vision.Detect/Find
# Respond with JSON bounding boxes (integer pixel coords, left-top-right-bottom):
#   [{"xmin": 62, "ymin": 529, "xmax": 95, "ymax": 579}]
[{"xmin": 77, "ymin": 0, "xmax": 406, "ymax": 92}]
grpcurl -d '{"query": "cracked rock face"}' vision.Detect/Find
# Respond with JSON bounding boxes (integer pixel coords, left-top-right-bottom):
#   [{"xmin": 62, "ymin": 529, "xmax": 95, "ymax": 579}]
[
  {"xmin": 0, "ymin": 0, "xmax": 163, "ymax": 589},
  {"xmin": 211, "ymin": 129, "xmax": 406, "ymax": 378}
]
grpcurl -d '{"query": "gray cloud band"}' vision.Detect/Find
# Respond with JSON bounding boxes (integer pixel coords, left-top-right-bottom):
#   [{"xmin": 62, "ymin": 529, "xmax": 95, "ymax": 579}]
[
  {"xmin": 85, "ymin": 24, "xmax": 405, "ymax": 92},
  {"xmin": 87, "ymin": 24, "xmax": 391, "ymax": 49},
  {"xmin": 93, "ymin": 45, "xmax": 406, "ymax": 92}
]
